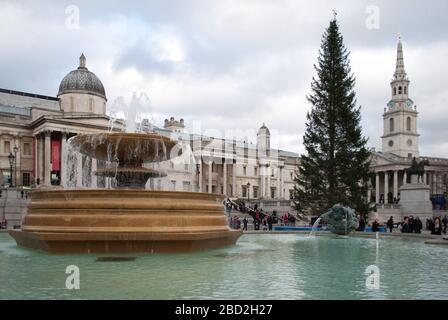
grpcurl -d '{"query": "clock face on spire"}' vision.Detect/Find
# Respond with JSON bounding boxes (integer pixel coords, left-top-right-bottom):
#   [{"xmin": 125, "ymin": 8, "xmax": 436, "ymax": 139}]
[{"xmin": 387, "ymin": 100, "xmax": 395, "ymax": 109}]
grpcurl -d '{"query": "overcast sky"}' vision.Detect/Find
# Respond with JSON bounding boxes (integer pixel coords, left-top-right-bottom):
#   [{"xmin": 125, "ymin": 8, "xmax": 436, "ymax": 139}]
[{"xmin": 1, "ymin": 0, "xmax": 447, "ymax": 156}]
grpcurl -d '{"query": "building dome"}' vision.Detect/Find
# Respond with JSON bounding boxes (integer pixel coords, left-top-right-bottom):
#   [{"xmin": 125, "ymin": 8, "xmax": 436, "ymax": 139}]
[
  {"xmin": 57, "ymin": 54, "xmax": 106, "ymax": 100},
  {"xmin": 258, "ymin": 123, "xmax": 270, "ymax": 135}
]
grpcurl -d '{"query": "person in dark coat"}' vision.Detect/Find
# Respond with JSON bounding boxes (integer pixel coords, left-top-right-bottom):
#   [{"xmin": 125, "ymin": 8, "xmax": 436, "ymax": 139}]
[
  {"xmin": 386, "ymin": 216, "xmax": 394, "ymax": 233},
  {"xmin": 408, "ymin": 216, "xmax": 415, "ymax": 233},
  {"xmin": 357, "ymin": 216, "xmax": 366, "ymax": 231},
  {"xmin": 242, "ymin": 217, "xmax": 248, "ymax": 231},
  {"xmin": 372, "ymin": 219, "xmax": 380, "ymax": 232},
  {"xmin": 267, "ymin": 216, "xmax": 273, "ymax": 231},
  {"xmin": 401, "ymin": 217, "xmax": 411, "ymax": 233},
  {"xmin": 414, "ymin": 217, "xmax": 422, "ymax": 234},
  {"xmin": 442, "ymin": 215, "xmax": 448, "ymax": 234}
]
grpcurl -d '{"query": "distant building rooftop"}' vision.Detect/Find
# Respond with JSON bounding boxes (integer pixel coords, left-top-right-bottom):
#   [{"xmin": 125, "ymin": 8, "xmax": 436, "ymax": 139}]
[{"xmin": 0, "ymin": 88, "xmax": 59, "ymax": 102}]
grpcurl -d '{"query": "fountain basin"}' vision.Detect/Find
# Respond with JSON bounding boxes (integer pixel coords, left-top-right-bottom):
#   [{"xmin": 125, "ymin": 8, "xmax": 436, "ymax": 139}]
[{"xmin": 9, "ymin": 190, "xmax": 242, "ymax": 253}]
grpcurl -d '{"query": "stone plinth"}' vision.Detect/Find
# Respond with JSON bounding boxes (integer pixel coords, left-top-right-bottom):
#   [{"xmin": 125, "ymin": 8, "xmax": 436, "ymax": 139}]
[{"xmin": 399, "ymin": 178, "xmax": 433, "ymax": 218}]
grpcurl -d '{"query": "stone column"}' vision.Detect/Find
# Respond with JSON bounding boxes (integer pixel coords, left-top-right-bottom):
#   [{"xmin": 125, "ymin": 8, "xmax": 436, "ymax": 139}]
[
  {"xmin": 423, "ymin": 172, "xmax": 427, "ymax": 185},
  {"xmin": 267, "ymin": 166, "xmax": 271, "ymax": 199},
  {"xmin": 208, "ymin": 161, "xmax": 212, "ymax": 193},
  {"xmin": 34, "ymin": 135, "xmax": 40, "ymax": 184},
  {"xmin": 280, "ymin": 167, "xmax": 284, "ymax": 199},
  {"xmin": 393, "ymin": 170, "xmax": 398, "ymax": 200},
  {"xmin": 40, "ymin": 134, "xmax": 45, "ymax": 184},
  {"xmin": 232, "ymin": 163, "xmax": 236, "ymax": 197},
  {"xmin": 91, "ymin": 158, "xmax": 97, "ymax": 188},
  {"xmin": 403, "ymin": 170, "xmax": 407, "ymax": 185},
  {"xmin": 13, "ymin": 135, "xmax": 21, "ymax": 186},
  {"xmin": 277, "ymin": 167, "xmax": 281, "ymax": 199},
  {"xmin": 375, "ymin": 172, "xmax": 380, "ymax": 204},
  {"xmin": 60, "ymin": 133, "xmax": 67, "ymax": 187},
  {"xmin": 384, "ymin": 172, "xmax": 389, "ymax": 204},
  {"xmin": 223, "ymin": 162, "xmax": 227, "ymax": 196},
  {"xmin": 44, "ymin": 131, "xmax": 52, "ymax": 186}
]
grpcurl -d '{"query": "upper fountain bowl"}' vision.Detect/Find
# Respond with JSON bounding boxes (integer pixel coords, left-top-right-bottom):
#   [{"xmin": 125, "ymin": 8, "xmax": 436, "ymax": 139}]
[{"xmin": 70, "ymin": 132, "xmax": 179, "ymax": 164}]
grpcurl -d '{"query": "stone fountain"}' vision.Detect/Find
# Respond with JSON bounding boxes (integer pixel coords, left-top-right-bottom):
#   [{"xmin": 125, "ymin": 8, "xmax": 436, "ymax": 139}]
[
  {"xmin": 320, "ymin": 204, "xmax": 358, "ymax": 235},
  {"xmin": 9, "ymin": 132, "xmax": 242, "ymax": 253}
]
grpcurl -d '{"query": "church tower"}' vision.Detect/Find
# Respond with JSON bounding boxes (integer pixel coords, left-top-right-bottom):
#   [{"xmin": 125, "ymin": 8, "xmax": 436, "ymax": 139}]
[{"xmin": 381, "ymin": 37, "xmax": 419, "ymax": 158}]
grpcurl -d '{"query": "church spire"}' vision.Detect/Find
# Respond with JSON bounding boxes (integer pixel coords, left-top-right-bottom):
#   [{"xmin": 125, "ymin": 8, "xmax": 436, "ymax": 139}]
[{"xmin": 394, "ymin": 35, "xmax": 406, "ymax": 80}]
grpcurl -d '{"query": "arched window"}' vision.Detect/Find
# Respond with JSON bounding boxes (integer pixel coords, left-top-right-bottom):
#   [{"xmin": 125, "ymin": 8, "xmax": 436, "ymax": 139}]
[
  {"xmin": 404, "ymin": 86, "xmax": 407, "ymax": 94},
  {"xmin": 393, "ymin": 87, "xmax": 397, "ymax": 95},
  {"xmin": 398, "ymin": 86, "xmax": 402, "ymax": 94},
  {"xmin": 390, "ymin": 118, "xmax": 394, "ymax": 132},
  {"xmin": 406, "ymin": 117, "xmax": 411, "ymax": 131}
]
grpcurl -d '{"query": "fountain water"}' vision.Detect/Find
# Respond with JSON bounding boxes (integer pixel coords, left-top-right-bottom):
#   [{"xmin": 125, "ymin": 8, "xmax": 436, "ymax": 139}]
[
  {"xmin": 9, "ymin": 94, "xmax": 242, "ymax": 253},
  {"xmin": 308, "ymin": 217, "xmax": 322, "ymax": 238}
]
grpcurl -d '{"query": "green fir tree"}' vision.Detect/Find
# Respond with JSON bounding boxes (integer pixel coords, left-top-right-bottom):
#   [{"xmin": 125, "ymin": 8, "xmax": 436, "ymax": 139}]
[{"xmin": 293, "ymin": 16, "xmax": 371, "ymax": 217}]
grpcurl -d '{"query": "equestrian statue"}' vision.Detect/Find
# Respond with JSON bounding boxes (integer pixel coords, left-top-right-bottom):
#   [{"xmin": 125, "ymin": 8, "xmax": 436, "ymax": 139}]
[{"xmin": 405, "ymin": 157, "xmax": 429, "ymax": 183}]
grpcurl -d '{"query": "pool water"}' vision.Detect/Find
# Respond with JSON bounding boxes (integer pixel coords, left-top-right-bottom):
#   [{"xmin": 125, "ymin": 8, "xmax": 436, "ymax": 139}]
[{"xmin": 0, "ymin": 232, "xmax": 447, "ymax": 299}]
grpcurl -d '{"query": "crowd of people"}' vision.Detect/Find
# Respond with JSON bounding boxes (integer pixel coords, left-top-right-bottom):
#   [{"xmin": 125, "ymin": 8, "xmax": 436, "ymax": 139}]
[{"xmin": 224, "ymin": 198, "xmax": 296, "ymax": 231}]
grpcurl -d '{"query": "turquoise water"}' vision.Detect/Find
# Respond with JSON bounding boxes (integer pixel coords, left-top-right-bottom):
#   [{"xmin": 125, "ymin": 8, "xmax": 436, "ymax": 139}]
[{"xmin": 0, "ymin": 232, "xmax": 447, "ymax": 299}]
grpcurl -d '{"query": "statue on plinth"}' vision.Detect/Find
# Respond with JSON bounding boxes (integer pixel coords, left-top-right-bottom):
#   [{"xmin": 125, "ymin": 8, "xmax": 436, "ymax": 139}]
[{"xmin": 405, "ymin": 157, "xmax": 429, "ymax": 183}]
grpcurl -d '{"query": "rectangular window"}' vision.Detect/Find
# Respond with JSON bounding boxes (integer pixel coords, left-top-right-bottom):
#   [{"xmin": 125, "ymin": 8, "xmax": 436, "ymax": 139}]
[
  {"xmin": 22, "ymin": 172, "xmax": 31, "ymax": 186},
  {"xmin": 242, "ymin": 185, "xmax": 247, "ymax": 198},
  {"xmin": 253, "ymin": 186, "xmax": 258, "ymax": 198},
  {"xmin": 4, "ymin": 141, "xmax": 10, "ymax": 154},
  {"xmin": 243, "ymin": 166, "xmax": 247, "ymax": 176},
  {"xmin": 171, "ymin": 180, "xmax": 176, "ymax": 191},
  {"xmin": 184, "ymin": 164, "xmax": 189, "ymax": 171},
  {"xmin": 254, "ymin": 167, "xmax": 258, "ymax": 176},
  {"xmin": 271, "ymin": 187, "xmax": 276, "ymax": 199},
  {"xmin": 23, "ymin": 142, "xmax": 31, "ymax": 156},
  {"xmin": 289, "ymin": 189, "xmax": 294, "ymax": 200}
]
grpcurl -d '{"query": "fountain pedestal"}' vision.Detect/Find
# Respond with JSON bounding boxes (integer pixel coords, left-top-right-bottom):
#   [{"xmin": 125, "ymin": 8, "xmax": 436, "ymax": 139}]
[{"xmin": 10, "ymin": 133, "xmax": 242, "ymax": 253}]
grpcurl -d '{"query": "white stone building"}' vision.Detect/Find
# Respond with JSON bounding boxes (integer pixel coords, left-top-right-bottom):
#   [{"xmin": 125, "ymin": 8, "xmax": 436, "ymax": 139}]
[{"xmin": 0, "ymin": 54, "xmax": 300, "ymax": 205}]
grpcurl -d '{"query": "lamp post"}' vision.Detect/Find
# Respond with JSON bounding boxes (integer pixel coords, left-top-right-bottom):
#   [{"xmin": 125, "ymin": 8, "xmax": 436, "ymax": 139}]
[
  {"xmin": 13, "ymin": 146, "xmax": 18, "ymax": 187},
  {"xmin": 246, "ymin": 182, "xmax": 251, "ymax": 202},
  {"xmin": 8, "ymin": 152, "xmax": 15, "ymax": 187}
]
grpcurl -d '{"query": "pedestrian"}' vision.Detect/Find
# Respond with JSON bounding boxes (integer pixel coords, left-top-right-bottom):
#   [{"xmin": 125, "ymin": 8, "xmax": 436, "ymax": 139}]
[
  {"xmin": 408, "ymin": 216, "xmax": 415, "ymax": 233},
  {"xmin": 357, "ymin": 215, "xmax": 366, "ymax": 231},
  {"xmin": 401, "ymin": 217, "xmax": 411, "ymax": 233},
  {"xmin": 414, "ymin": 217, "xmax": 422, "ymax": 234},
  {"xmin": 372, "ymin": 219, "xmax": 380, "ymax": 232},
  {"xmin": 432, "ymin": 217, "xmax": 442, "ymax": 235},
  {"xmin": 242, "ymin": 217, "xmax": 248, "ymax": 231},
  {"xmin": 442, "ymin": 215, "xmax": 448, "ymax": 234},
  {"xmin": 387, "ymin": 216, "xmax": 394, "ymax": 233},
  {"xmin": 267, "ymin": 216, "xmax": 273, "ymax": 231}
]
